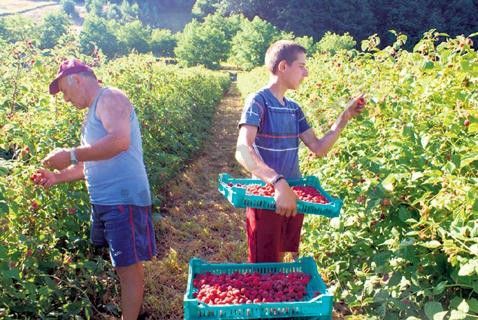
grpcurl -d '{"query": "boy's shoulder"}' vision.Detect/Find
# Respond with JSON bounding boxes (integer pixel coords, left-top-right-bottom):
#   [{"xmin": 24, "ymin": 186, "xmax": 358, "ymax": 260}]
[{"xmin": 246, "ymin": 88, "xmax": 269, "ymax": 104}]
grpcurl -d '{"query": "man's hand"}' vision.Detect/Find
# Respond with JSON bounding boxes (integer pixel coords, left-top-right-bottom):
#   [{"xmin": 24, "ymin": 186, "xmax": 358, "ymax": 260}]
[
  {"xmin": 274, "ymin": 179, "xmax": 297, "ymax": 217},
  {"xmin": 343, "ymin": 94, "xmax": 366, "ymax": 121},
  {"xmin": 32, "ymin": 169, "xmax": 59, "ymax": 188},
  {"xmin": 42, "ymin": 148, "xmax": 70, "ymax": 170}
]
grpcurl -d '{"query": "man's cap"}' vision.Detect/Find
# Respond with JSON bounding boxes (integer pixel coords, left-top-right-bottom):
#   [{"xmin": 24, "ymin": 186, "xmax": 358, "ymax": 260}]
[{"xmin": 49, "ymin": 58, "xmax": 96, "ymax": 95}]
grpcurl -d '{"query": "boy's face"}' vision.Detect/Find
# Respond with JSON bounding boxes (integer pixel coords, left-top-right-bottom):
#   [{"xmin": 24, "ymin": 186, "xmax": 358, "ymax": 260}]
[{"xmin": 282, "ymin": 52, "xmax": 308, "ymax": 90}]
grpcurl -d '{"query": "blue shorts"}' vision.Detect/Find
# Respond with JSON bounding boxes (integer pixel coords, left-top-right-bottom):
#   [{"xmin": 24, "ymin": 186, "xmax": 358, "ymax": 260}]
[{"xmin": 90, "ymin": 204, "xmax": 157, "ymax": 267}]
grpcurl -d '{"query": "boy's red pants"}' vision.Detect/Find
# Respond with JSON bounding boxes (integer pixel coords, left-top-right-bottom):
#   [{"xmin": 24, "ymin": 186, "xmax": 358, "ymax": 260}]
[{"xmin": 246, "ymin": 208, "xmax": 304, "ymax": 263}]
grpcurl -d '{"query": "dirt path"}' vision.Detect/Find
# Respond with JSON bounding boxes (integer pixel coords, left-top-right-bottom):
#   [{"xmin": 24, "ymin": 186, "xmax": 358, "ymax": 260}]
[
  {"xmin": 142, "ymin": 83, "xmax": 248, "ymax": 319},
  {"xmin": 140, "ymin": 83, "xmax": 346, "ymax": 319},
  {"xmin": 0, "ymin": 1, "xmax": 57, "ymax": 16},
  {"xmin": 0, "ymin": 1, "xmax": 85, "ymax": 31}
]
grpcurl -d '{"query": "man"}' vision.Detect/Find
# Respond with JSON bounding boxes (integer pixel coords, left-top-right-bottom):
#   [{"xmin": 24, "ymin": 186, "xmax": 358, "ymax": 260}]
[
  {"xmin": 236, "ymin": 40, "xmax": 366, "ymax": 263},
  {"xmin": 34, "ymin": 59, "xmax": 156, "ymax": 319}
]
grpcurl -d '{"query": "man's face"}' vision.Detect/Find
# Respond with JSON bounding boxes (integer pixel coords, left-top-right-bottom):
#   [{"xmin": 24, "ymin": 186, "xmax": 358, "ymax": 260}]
[
  {"xmin": 58, "ymin": 75, "xmax": 87, "ymax": 109},
  {"xmin": 283, "ymin": 52, "xmax": 308, "ymax": 90}
]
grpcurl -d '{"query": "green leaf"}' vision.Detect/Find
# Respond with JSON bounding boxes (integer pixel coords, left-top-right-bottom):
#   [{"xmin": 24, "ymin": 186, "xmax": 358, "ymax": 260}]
[
  {"xmin": 373, "ymin": 289, "xmax": 390, "ymax": 303},
  {"xmin": 425, "ymin": 301, "xmax": 443, "ymax": 320},
  {"xmin": 470, "ymin": 244, "xmax": 478, "ymax": 256},
  {"xmin": 421, "ymin": 240, "xmax": 441, "ymax": 249},
  {"xmin": 411, "ymin": 171, "xmax": 424, "ymax": 181},
  {"xmin": 449, "ymin": 310, "xmax": 467, "ymax": 320},
  {"xmin": 381, "ymin": 174, "xmax": 395, "ymax": 192},
  {"xmin": 3, "ymin": 268, "xmax": 20, "ymax": 280},
  {"xmin": 433, "ymin": 281, "xmax": 447, "ymax": 295},
  {"xmin": 443, "ymin": 161, "xmax": 456, "ymax": 174},
  {"xmin": 421, "ymin": 135, "xmax": 430, "ymax": 148},
  {"xmin": 0, "ymin": 246, "xmax": 6, "ymax": 260},
  {"xmin": 468, "ymin": 298, "xmax": 478, "ymax": 313},
  {"xmin": 433, "ymin": 311, "xmax": 448, "ymax": 320},
  {"xmin": 460, "ymin": 60, "xmax": 472, "ymax": 71},
  {"xmin": 388, "ymin": 272, "xmax": 402, "ymax": 286},
  {"xmin": 458, "ymin": 261, "xmax": 477, "ymax": 276},
  {"xmin": 461, "ymin": 153, "xmax": 478, "ymax": 168},
  {"xmin": 469, "ymin": 123, "xmax": 478, "ymax": 133},
  {"xmin": 423, "ymin": 61, "xmax": 434, "ymax": 70},
  {"xmin": 0, "ymin": 201, "xmax": 8, "ymax": 215},
  {"xmin": 457, "ymin": 299, "xmax": 469, "ymax": 313},
  {"xmin": 0, "ymin": 166, "xmax": 9, "ymax": 176}
]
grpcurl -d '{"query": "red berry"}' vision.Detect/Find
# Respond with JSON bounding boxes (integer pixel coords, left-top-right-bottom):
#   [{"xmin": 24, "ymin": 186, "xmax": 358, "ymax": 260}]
[
  {"xmin": 30, "ymin": 200, "xmax": 39, "ymax": 211},
  {"xmin": 357, "ymin": 97, "xmax": 365, "ymax": 106}
]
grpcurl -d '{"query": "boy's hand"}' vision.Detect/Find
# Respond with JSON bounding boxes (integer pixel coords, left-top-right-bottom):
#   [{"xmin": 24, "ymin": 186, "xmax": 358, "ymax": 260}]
[
  {"xmin": 274, "ymin": 179, "xmax": 297, "ymax": 217},
  {"xmin": 343, "ymin": 94, "xmax": 366, "ymax": 121}
]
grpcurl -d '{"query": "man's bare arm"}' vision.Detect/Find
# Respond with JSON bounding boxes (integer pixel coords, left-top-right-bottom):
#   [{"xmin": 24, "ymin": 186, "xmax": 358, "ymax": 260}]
[{"xmin": 75, "ymin": 89, "xmax": 131, "ymax": 161}]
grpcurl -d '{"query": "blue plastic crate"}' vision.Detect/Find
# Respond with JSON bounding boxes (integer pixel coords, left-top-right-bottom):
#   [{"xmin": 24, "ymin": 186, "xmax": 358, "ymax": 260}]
[
  {"xmin": 184, "ymin": 257, "xmax": 333, "ymax": 319},
  {"xmin": 218, "ymin": 173, "xmax": 342, "ymax": 218}
]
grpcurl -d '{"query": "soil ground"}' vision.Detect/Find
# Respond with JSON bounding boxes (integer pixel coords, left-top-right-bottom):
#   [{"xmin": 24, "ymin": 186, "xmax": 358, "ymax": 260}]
[{"xmin": 139, "ymin": 84, "xmax": 348, "ymax": 319}]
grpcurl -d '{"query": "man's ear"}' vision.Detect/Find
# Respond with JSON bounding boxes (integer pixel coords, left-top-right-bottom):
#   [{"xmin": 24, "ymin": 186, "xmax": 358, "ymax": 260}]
[{"xmin": 72, "ymin": 74, "xmax": 82, "ymax": 85}]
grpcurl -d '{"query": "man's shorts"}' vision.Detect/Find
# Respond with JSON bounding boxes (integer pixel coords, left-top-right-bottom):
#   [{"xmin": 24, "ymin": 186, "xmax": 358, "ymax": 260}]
[
  {"xmin": 90, "ymin": 204, "xmax": 157, "ymax": 267},
  {"xmin": 246, "ymin": 207, "xmax": 304, "ymax": 263}
]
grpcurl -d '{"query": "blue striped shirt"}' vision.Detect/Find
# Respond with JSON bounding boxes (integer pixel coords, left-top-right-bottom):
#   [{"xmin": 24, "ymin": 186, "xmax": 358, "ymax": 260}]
[{"xmin": 239, "ymin": 88, "xmax": 310, "ymax": 179}]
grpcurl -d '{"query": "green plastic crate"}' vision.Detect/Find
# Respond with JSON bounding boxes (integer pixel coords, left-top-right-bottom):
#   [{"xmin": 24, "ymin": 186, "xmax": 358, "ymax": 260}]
[
  {"xmin": 184, "ymin": 257, "xmax": 333, "ymax": 320},
  {"xmin": 218, "ymin": 173, "xmax": 342, "ymax": 218}
]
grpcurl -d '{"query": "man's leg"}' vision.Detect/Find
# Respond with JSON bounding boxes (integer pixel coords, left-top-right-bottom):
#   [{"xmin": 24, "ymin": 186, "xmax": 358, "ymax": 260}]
[{"xmin": 116, "ymin": 262, "xmax": 144, "ymax": 320}]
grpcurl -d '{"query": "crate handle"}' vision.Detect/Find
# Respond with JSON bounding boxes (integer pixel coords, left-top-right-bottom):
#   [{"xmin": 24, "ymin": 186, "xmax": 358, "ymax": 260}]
[{"xmin": 309, "ymin": 294, "xmax": 323, "ymax": 302}]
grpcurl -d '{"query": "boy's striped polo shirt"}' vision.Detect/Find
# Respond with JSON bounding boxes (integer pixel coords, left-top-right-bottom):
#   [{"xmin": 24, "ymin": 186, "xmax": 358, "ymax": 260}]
[{"xmin": 239, "ymin": 88, "xmax": 310, "ymax": 179}]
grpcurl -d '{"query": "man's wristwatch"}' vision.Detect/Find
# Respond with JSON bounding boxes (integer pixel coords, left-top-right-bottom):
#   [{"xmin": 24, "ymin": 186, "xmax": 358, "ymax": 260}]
[
  {"xmin": 270, "ymin": 174, "xmax": 285, "ymax": 186},
  {"xmin": 70, "ymin": 148, "xmax": 78, "ymax": 165}
]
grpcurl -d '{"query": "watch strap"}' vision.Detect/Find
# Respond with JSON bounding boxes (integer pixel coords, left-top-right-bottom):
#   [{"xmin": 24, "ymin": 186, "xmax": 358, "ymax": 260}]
[
  {"xmin": 70, "ymin": 148, "xmax": 78, "ymax": 165},
  {"xmin": 270, "ymin": 174, "xmax": 285, "ymax": 186}
]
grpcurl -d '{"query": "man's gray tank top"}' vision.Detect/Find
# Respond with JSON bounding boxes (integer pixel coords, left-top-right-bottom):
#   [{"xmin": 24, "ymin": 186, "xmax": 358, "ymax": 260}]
[{"xmin": 81, "ymin": 88, "xmax": 151, "ymax": 206}]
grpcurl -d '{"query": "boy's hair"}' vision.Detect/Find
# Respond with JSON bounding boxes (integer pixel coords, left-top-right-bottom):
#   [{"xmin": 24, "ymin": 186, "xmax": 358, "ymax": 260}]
[{"xmin": 265, "ymin": 40, "xmax": 306, "ymax": 74}]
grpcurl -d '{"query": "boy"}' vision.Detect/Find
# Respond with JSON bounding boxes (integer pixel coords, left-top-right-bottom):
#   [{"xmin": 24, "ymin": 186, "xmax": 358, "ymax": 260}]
[{"xmin": 236, "ymin": 40, "xmax": 365, "ymax": 262}]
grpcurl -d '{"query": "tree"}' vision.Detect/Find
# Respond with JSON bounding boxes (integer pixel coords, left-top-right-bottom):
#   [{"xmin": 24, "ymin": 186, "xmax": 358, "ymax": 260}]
[
  {"xmin": 150, "ymin": 29, "xmax": 177, "ymax": 57},
  {"xmin": 230, "ymin": 16, "xmax": 281, "ymax": 70},
  {"xmin": 217, "ymin": 0, "xmax": 478, "ymax": 49},
  {"xmin": 192, "ymin": 0, "xmax": 222, "ymax": 19},
  {"xmin": 61, "ymin": 0, "xmax": 77, "ymax": 17},
  {"xmin": 39, "ymin": 12, "xmax": 71, "ymax": 49},
  {"xmin": 116, "ymin": 20, "xmax": 151, "ymax": 53},
  {"xmin": 316, "ymin": 32, "xmax": 356, "ymax": 55},
  {"xmin": 85, "ymin": 0, "xmax": 106, "ymax": 17},
  {"xmin": 79, "ymin": 15, "xmax": 119, "ymax": 58},
  {"xmin": 175, "ymin": 19, "xmax": 227, "ymax": 69},
  {"xmin": 201, "ymin": 13, "xmax": 243, "ymax": 60}
]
